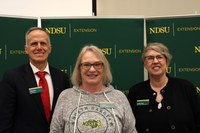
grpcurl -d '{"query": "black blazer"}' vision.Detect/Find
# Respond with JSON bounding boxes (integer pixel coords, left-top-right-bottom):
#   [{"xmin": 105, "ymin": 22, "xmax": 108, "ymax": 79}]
[
  {"xmin": 0, "ymin": 63, "xmax": 70, "ymax": 133},
  {"xmin": 128, "ymin": 77, "xmax": 200, "ymax": 133}
]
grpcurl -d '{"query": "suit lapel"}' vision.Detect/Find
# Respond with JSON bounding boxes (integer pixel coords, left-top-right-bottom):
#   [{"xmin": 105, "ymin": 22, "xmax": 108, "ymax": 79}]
[
  {"xmin": 49, "ymin": 67, "xmax": 59, "ymax": 112},
  {"xmin": 23, "ymin": 64, "xmax": 47, "ymax": 122}
]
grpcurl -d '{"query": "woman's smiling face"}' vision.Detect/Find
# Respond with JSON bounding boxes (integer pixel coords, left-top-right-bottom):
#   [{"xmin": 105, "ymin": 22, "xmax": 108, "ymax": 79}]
[{"xmin": 80, "ymin": 51, "xmax": 104, "ymax": 87}]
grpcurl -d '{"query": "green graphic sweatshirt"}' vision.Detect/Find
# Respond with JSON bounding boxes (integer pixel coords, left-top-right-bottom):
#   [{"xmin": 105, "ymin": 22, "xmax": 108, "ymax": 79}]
[{"xmin": 50, "ymin": 85, "xmax": 137, "ymax": 133}]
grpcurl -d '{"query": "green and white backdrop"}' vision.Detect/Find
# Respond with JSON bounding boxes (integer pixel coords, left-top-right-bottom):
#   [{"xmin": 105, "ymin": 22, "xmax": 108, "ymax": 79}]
[{"xmin": 0, "ymin": 15, "xmax": 199, "ymax": 97}]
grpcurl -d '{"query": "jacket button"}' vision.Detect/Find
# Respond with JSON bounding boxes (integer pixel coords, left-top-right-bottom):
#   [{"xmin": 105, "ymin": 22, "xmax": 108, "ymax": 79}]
[
  {"xmin": 171, "ymin": 125, "xmax": 175, "ymax": 130},
  {"xmin": 145, "ymin": 128, "xmax": 150, "ymax": 132},
  {"xmin": 167, "ymin": 106, "xmax": 171, "ymax": 110}
]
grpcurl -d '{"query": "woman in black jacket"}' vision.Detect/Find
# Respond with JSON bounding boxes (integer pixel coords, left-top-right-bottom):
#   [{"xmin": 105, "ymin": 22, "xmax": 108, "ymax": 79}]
[{"xmin": 128, "ymin": 42, "xmax": 200, "ymax": 133}]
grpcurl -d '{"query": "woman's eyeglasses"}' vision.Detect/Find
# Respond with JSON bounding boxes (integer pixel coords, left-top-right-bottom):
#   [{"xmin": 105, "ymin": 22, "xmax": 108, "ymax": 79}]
[
  {"xmin": 144, "ymin": 55, "xmax": 165, "ymax": 63},
  {"xmin": 80, "ymin": 62, "xmax": 104, "ymax": 70}
]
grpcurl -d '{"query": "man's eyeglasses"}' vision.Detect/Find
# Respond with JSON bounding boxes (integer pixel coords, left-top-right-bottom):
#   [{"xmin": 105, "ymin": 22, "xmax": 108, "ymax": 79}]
[
  {"xmin": 144, "ymin": 55, "xmax": 165, "ymax": 63},
  {"xmin": 80, "ymin": 62, "xmax": 104, "ymax": 70}
]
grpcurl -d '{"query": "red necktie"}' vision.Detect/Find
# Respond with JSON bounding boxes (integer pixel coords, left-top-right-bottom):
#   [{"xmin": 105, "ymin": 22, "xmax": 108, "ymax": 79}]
[{"xmin": 37, "ymin": 71, "xmax": 51, "ymax": 123}]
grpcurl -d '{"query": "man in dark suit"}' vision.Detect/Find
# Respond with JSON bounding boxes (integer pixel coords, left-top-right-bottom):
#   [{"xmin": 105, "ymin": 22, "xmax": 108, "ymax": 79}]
[{"xmin": 0, "ymin": 27, "xmax": 70, "ymax": 133}]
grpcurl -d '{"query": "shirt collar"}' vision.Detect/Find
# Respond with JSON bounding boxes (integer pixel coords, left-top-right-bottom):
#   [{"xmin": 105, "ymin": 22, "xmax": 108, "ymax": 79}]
[{"xmin": 29, "ymin": 62, "xmax": 50, "ymax": 75}]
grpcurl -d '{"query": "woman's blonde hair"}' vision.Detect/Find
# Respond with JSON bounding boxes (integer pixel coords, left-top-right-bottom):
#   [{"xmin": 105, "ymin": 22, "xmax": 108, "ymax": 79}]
[{"xmin": 71, "ymin": 45, "xmax": 112, "ymax": 86}]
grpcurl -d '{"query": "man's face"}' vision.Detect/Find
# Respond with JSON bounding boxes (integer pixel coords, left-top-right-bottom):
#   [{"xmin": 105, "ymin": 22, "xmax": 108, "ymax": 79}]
[{"xmin": 25, "ymin": 29, "xmax": 52, "ymax": 66}]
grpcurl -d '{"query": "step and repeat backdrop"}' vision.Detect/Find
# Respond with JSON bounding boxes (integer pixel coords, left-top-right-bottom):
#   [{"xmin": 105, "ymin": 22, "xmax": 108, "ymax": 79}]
[
  {"xmin": 41, "ymin": 18, "xmax": 144, "ymax": 93},
  {"xmin": 0, "ymin": 16, "xmax": 37, "ymax": 78},
  {"xmin": 0, "ymin": 15, "xmax": 200, "ymax": 96},
  {"xmin": 0, "ymin": 16, "xmax": 144, "ymax": 94},
  {"xmin": 146, "ymin": 16, "xmax": 200, "ymax": 96}
]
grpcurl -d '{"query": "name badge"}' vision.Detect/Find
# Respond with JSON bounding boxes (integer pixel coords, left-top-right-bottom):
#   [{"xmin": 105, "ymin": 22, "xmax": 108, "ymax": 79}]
[
  {"xmin": 137, "ymin": 99, "xmax": 149, "ymax": 106},
  {"xmin": 99, "ymin": 102, "xmax": 115, "ymax": 109},
  {"xmin": 29, "ymin": 87, "xmax": 43, "ymax": 94}
]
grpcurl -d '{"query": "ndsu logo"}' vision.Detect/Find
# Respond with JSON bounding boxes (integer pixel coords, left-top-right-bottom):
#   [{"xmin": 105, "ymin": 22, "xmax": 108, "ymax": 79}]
[
  {"xmin": 149, "ymin": 26, "xmax": 170, "ymax": 34},
  {"xmin": 196, "ymin": 87, "xmax": 200, "ymax": 94},
  {"xmin": 45, "ymin": 27, "xmax": 67, "ymax": 34},
  {"xmin": 194, "ymin": 46, "xmax": 200, "ymax": 53},
  {"xmin": 101, "ymin": 48, "xmax": 112, "ymax": 55},
  {"xmin": 166, "ymin": 67, "xmax": 172, "ymax": 74}
]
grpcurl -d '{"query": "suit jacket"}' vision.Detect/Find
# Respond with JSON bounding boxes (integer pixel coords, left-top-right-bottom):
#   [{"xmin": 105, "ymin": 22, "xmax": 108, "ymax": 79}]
[{"xmin": 0, "ymin": 63, "xmax": 70, "ymax": 133}]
